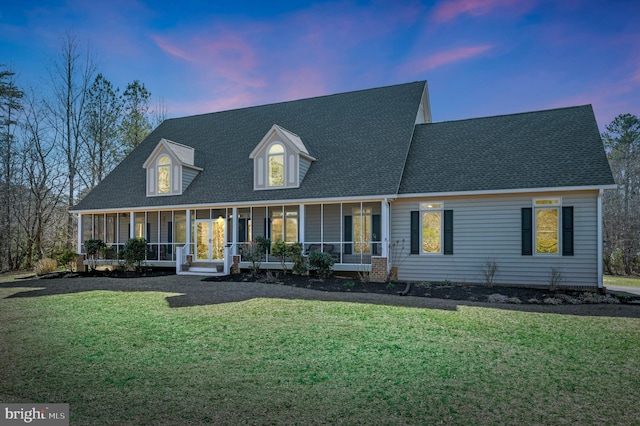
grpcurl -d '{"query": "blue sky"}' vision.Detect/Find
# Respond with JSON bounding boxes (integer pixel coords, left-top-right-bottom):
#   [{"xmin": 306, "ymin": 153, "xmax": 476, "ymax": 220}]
[{"xmin": 1, "ymin": 0, "xmax": 639, "ymax": 130}]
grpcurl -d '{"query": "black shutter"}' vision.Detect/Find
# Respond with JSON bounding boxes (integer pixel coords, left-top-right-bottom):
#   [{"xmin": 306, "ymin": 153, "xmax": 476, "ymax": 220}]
[
  {"xmin": 444, "ymin": 210, "xmax": 453, "ymax": 255},
  {"xmin": 372, "ymin": 214, "xmax": 381, "ymax": 255},
  {"xmin": 344, "ymin": 215, "xmax": 352, "ymax": 255},
  {"xmin": 410, "ymin": 211, "xmax": 419, "ymax": 254},
  {"xmin": 146, "ymin": 223, "xmax": 150, "ymax": 242},
  {"xmin": 562, "ymin": 206, "xmax": 574, "ymax": 256},
  {"xmin": 168, "ymin": 221, "xmax": 173, "ymax": 243},
  {"xmin": 522, "ymin": 208, "xmax": 532, "ymax": 256}
]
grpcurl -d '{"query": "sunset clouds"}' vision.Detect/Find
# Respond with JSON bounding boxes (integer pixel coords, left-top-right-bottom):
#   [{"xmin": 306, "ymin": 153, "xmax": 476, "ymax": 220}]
[{"xmin": 0, "ymin": 0, "xmax": 638, "ymax": 129}]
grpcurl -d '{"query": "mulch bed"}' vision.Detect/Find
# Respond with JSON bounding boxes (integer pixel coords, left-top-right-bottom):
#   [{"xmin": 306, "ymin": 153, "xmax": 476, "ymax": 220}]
[{"xmin": 204, "ymin": 272, "xmax": 635, "ymax": 305}]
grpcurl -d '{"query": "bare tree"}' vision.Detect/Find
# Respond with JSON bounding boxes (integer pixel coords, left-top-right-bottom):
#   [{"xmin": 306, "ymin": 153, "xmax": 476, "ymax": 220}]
[
  {"xmin": 45, "ymin": 34, "xmax": 96, "ymax": 249},
  {"xmin": 0, "ymin": 65, "xmax": 24, "ymax": 271},
  {"xmin": 14, "ymin": 92, "xmax": 67, "ymax": 266}
]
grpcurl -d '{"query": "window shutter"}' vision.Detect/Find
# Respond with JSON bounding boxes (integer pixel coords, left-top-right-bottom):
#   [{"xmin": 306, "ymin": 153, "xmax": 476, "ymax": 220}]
[
  {"xmin": 444, "ymin": 210, "xmax": 453, "ymax": 255},
  {"xmin": 562, "ymin": 206, "xmax": 574, "ymax": 256},
  {"xmin": 146, "ymin": 223, "xmax": 151, "ymax": 242},
  {"xmin": 372, "ymin": 214, "xmax": 381, "ymax": 255},
  {"xmin": 410, "ymin": 211, "xmax": 419, "ymax": 254},
  {"xmin": 168, "ymin": 221, "xmax": 173, "ymax": 243},
  {"xmin": 344, "ymin": 215, "xmax": 352, "ymax": 255},
  {"xmin": 521, "ymin": 208, "xmax": 532, "ymax": 256}
]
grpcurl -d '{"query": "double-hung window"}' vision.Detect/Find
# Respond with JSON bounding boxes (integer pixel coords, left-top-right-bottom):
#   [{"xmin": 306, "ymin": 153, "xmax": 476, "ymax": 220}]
[
  {"xmin": 534, "ymin": 198, "xmax": 560, "ymax": 254},
  {"xmin": 410, "ymin": 203, "xmax": 453, "ymax": 255},
  {"xmin": 157, "ymin": 155, "xmax": 171, "ymax": 194},
  {"xmin": 522, "ymin": 198, "xmax": 573, "ymax": 256}
]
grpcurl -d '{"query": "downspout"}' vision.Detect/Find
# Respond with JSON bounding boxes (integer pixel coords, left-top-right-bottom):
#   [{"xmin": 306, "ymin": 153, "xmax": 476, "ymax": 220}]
[{"xmin": 597, "ymin": 189, "xmax": 604, "ymax": 291}]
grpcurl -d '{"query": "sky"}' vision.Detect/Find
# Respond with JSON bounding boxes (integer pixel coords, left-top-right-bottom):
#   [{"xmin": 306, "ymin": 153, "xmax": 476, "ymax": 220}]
[{"xmin": 1, "ymin": 0, "xmax": 639, "ymax": 131}]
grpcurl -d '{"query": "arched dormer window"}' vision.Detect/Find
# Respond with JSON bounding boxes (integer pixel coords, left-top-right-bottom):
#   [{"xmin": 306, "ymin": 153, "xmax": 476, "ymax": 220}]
[
  {"xmin": 268, "ymin": 143, "xmax": 285, "ymax": 187},
  {"xmin": 157, "ymin": 155, "xmax": 171, "ymax": 194}
]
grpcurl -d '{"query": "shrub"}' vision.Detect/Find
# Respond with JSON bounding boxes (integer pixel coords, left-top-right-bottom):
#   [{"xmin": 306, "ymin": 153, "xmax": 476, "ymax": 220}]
[
  {"xmin": 58, "ymin": 250, "xmax": 78, "ymax": 272},
  {"xmin": 84, "ymin": 239, "xmax": 105, "ymax": 271},
  {"xmin": 271, "ymin": 240, "xmax": 290, "ymax": 273},
  {"xmin": 308, "ymin": 251, "xmax": 335, "ymax": 278},
  {"xmin": 122, "ymin": 238, "xmax": 147, "ymax": 272},
  {"xmin": 34, "ymin": 258, "xmax": 58, "ymax": 275},
  {"xmin": 480, "ymin": 258, "xmax": 499, "ymax": 287},
  {"xmin": 244, "ymin": 237, "xmax": 271, "ymax": 276},
  {"xmin": 288, "ymin": 243, "xmax": 307, "ymax": 275}
]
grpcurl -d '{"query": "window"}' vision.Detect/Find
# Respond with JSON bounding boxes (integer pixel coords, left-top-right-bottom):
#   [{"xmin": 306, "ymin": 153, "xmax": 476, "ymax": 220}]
[
  {"xmin": 271, "ymin": 208, "xmax": 298, "ymax": 242},
  {"xmin": 522, "ymin": 198, "xmax": 573, "ymax": 256},
  {"xmin": 353, "ymin": 208, "xmax": 372, "ymax": 254},
  {"xmin": 157, "ymin": 155, "xmax": 171, "ymax": 194},
  {"xmin": 411, "ymin": 203, "xmax": 453, "ymax": 255},
  {"xmin": 421, "ymin": 203, "xmax": 442, "ymax": 253},
  {"xmin": 534, "ymin": 198, "xmax": 559, "ymax": 254},
  {"xmin": 268, "ymin": 144, "xmax": 285, "ymax": 187}
]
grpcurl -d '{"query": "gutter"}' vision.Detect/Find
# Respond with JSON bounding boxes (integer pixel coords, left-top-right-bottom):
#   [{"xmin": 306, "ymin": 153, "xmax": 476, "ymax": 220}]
[{"xmin": 597, "ymin": 188, "xmax": 604, "ymax": 291}]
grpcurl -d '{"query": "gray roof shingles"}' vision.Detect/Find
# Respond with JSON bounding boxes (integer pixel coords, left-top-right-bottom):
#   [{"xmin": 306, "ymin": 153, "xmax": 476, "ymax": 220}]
[
  {"xmin": 398, "ymin": 105, "xmax": 615, "ymax": 194},
  {"xmin": 74, "ymin": 83, "xmax": 614, "ymax": 212},
  {"xmin": 74, "ymin": 81, "xmax": 426, "ymax": 210}
]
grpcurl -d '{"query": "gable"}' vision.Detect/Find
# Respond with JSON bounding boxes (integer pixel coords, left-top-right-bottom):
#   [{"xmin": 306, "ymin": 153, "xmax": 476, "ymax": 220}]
[
  {"xmin": 250, "ymin": 124, "xmax": 316, "ymax": 190},
  {"xmin": 142, "ymin": 138, "xmax": 202, "ymax": 197},
  {"xmin": 399, "ymin": 105, "xmax": 616, "ymax": 195}
]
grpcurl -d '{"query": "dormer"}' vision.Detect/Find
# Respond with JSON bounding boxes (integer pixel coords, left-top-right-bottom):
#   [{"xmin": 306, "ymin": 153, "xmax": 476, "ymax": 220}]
[
  {"xmin": 249, "ymin": 124, "xmax": 315, "ymax": 190},
  {"xmin": 143, "ymin": 138, "xmax": 202, "ymax": 197}
]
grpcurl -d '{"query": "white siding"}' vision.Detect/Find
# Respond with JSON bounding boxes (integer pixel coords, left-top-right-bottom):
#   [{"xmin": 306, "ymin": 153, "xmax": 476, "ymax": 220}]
[{"xmin": 391, "ymin": 191, "xmax": 600, "ymax": 287}]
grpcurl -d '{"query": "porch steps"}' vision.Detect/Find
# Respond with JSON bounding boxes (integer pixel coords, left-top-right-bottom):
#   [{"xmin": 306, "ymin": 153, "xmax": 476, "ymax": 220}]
[{"xmin": 178, "ymin": 270, "xmax": 225, "ymax": 277}]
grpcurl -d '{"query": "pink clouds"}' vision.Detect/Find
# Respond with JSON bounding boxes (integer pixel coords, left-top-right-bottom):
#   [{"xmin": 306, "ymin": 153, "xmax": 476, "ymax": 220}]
[
  {"xmin": 402, "ymin": 45, "xmax": 493, "ymax": 75},
  {"xmin": 431, "ymin": 0, "xmax": 536, "ymax": 22}
]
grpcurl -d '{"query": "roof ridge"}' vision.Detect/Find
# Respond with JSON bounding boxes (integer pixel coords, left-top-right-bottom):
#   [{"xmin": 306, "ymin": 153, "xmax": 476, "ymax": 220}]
[
  {"xmin": 422, "ymin": 104, "xmax": 593, "ymax": 127},
  {"xmin": 164, "ymin": 81, "xmax": 428, "ymax": 121}
]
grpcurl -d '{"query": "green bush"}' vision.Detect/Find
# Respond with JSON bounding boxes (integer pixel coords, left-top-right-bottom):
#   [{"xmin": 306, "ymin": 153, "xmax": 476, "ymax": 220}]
[
  {"xmin": 308, "ymin": 251, "xmax": 335, "ymax": 278},
  {"xmin": 271, "ymin": 240, "xmax": 290, "ymax": 272},
  {"xmin": 84, "ymin": 239, "xmax": 105, "ymax": 271},
  {"xmin": 244, "ymin": 237, "xmax": 271, "ymax": 275},
  {"xmin": 289, "ymin": 243, "xmax": 308, "ymax": 276},
  {"xmin": 122, "ymin": 238, "xmax": 147, "ymax": 272},
  {"xmin": 57, "ymin": 250, "xmax": 78, "ymax": 272}
]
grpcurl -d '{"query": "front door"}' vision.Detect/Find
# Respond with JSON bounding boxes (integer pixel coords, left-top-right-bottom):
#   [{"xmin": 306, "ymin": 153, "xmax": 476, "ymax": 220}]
[{"xmin": 195, "ymin": 219, "xmax": 225, "ymax": 261}]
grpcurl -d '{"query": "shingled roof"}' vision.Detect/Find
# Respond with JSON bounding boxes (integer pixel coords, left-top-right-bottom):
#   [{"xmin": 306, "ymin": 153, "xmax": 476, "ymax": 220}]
[
  {"xmin": 74, "ymin": 81, "xmax": 426, "ymax": 211},
  {"xmin": 74, "ymin": 83, "xmax": 614, "ymax": 212},
  {"xmin": 399, "ymin": 105, "xmax": 615, "ymax": 195}
]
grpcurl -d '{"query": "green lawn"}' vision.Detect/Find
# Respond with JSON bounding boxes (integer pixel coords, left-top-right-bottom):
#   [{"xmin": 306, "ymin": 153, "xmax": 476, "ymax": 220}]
[
  {"xmin": 1, "ymin": 285, "xmax": 639, "ymax": 425},
  {"xmin": 604, "ymin": 274, "xmax": 640, "ymax": 287}
]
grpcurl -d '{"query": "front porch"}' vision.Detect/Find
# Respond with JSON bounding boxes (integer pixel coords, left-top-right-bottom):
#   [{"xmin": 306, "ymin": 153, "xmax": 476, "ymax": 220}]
[{"xmin": 77, "ymin": 201, "xmax": 392, "ymax": 278}]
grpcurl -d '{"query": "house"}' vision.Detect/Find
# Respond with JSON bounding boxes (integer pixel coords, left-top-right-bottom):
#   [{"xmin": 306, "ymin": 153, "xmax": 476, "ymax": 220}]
[{"xmin": 72, "ymin": 81, "xmax": 616, "ymax": 288}]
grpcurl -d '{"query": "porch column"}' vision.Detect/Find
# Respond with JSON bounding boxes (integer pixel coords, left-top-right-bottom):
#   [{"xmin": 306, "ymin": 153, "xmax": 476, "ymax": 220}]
[
  {"xmin": 232, "ymin": 207, "xmax": 238, "ymax": 255},
  {"xmin": 299, "ymin": 204, "xmax": 305, "ymax": 245},
  {"xmin": 186, "ymin": 209, "xmax": 192, "ymax": 253},
  {"xmin": 129, "ymin": 212, "xmax": 135, "ymax": 239},
  {"xmin": 381, "ymin": 199, "xmax": 390, "ymax": 259},
  {"xmin": 77, "ymin": 213, "xmax": 82, "ymax": 253}
]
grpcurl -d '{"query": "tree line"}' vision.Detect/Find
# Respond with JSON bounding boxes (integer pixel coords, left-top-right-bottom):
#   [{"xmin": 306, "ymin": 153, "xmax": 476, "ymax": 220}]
[
  {"xmin": 602, "ymin": 113, "xmax": 640, "ymax": 276},
  {"xmin": 0, "ymin": 34, "xmax": 164, "ymax": 271}
]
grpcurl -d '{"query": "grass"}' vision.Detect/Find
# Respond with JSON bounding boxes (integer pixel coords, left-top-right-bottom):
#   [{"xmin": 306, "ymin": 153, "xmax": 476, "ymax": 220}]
[
  {"xmin": 1, "ymin": 284, "xmax": 639, "ymax": 425},
  {"xmin": 604, "ymin": 274, "xmax": 640, "ymax": 287}
]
